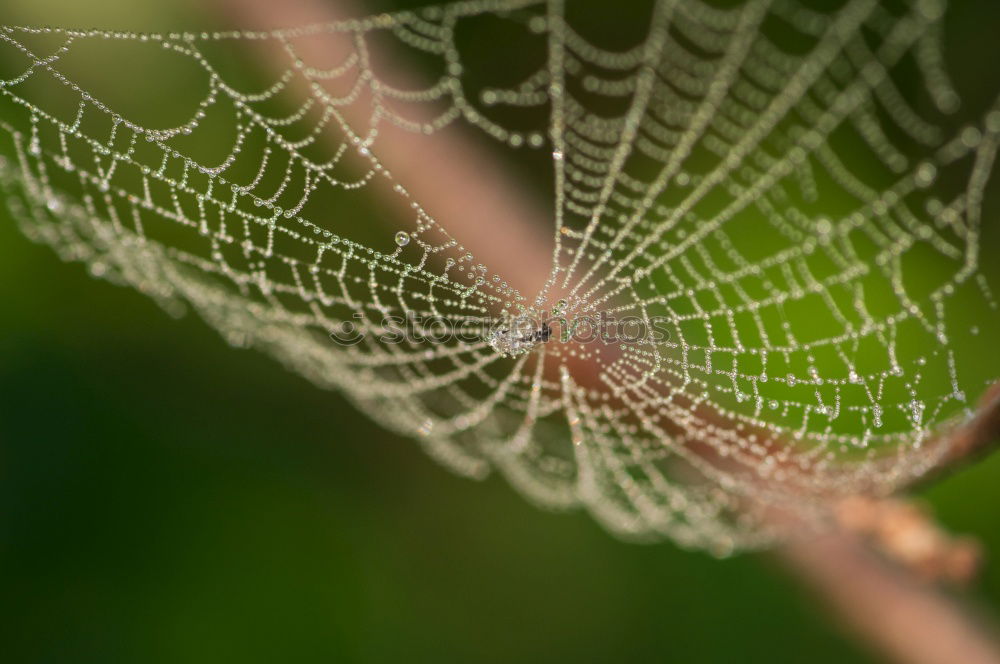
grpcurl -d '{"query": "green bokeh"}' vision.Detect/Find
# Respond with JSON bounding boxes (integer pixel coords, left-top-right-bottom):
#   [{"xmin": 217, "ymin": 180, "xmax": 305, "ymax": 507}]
[
  {"xmin": 3, "ymin": 1, "xmax": 1000, "ymax": 663},
  {"xmin": 0, "ymin": 212, "xmax": 883, "ymax": 663}
]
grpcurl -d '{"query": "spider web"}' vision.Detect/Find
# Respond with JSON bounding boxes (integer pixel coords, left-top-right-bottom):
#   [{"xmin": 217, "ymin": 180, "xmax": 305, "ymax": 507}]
[{"xmin": 1, "ymin": 0, "xmax": 999, "ymax": 553}]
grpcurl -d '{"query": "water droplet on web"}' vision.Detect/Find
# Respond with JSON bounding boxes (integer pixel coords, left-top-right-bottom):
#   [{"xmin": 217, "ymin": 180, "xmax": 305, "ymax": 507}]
[
  {"xmin": 395, "ymin": 231, "xmax": 410, "ymax": 247},
  {"xmin": 487, "ymin": 317, "xmax": 551, "ymax": 358},
  {"xmin": 961, "ymin": 126, "xmax": 982, "ymax": 148},
  {"xmin": 528, "ymin": 15, "xmax": 547, "ymax": 33},
  {"xmin": 915, "ymin": 161, "xmax": 937, "ymax": 187},
  {"xmin": 987, "ymin": 110, "xmax": 1000, "ymax": 133}
]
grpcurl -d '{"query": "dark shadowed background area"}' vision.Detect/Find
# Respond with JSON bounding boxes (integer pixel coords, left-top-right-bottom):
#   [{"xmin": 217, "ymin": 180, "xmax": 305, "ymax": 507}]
[{"xmin": 3, "ymin": 1, "xmax": 1000, "ymax": 662}]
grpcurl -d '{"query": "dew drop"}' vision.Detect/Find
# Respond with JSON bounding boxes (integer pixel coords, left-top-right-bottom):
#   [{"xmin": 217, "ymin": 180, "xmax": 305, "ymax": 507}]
[
  {"xmin": 394, "ymin": 231, "xmax": 410, "ymax": 247},
  {"xmin": 872, "ymin": 404, "xmax": 883, "ymax": 428},
  {"xmin": 914, "ymin": 161, "xmax": 937, "ymax": 187}
]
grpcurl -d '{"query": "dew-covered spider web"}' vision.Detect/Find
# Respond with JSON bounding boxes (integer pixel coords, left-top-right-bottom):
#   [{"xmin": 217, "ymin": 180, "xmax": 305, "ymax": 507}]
[{"xmin": 2, "ymin": 0, "xmax": 999, "ymax": 553}]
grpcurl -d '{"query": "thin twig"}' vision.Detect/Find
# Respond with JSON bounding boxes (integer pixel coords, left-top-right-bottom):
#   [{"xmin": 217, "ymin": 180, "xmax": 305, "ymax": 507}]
[
  {"xmin": 929, "ymin": 382, "xmax": 1000, "ymax": 478},
  {"xmin": 782, "ymin": 532, "xmax": 1000, "ymax": 664}
]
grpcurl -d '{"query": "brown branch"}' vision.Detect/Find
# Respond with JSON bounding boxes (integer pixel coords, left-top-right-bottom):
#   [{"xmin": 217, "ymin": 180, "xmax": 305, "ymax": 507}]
[
  {"xmin": 929, "ymin": 381, "xmax": 1000, "ymax": 477},
  {"xmin": 833, "ymin": 495, "xmax": 982, "ymax": 585},
  {"xmin": 197, "ymin": 2, "xmax": 1000, "ymax": 663},
  {"xmin": 781, "ymin": 531, "xmax": 1000, "ymax": 664}
]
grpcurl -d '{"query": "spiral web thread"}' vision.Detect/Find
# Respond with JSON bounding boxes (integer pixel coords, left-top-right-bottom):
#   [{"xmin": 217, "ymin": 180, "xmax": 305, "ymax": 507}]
[{"xmin": 1, "ymin": 0, "xmax": 999, "ymax": 552}]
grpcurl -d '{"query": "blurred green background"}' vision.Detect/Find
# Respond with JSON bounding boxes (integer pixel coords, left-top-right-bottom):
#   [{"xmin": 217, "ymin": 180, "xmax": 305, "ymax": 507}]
[{"xmin": 3, "ymin": 1, "xmax": 1000, "ymax": 663}]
